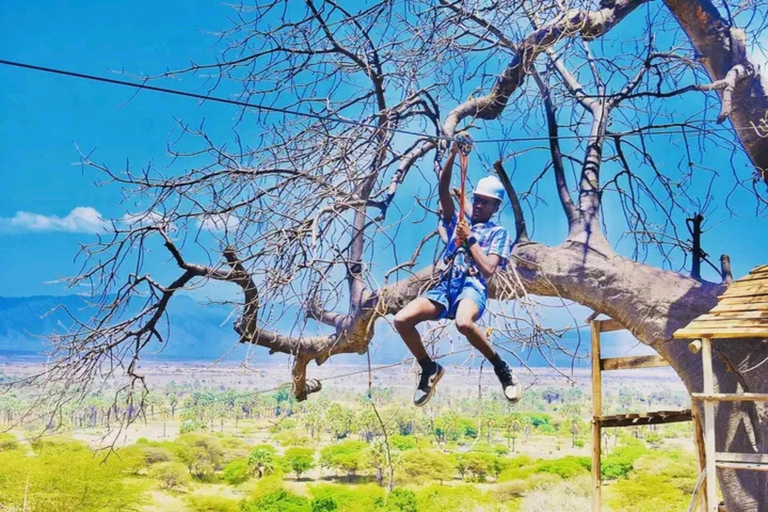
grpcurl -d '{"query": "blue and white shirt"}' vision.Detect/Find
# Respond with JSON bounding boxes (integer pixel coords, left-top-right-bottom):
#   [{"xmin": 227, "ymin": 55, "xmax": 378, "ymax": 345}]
[{"xmin": 440, "ymin": 212, "xmax": 511, "ymax": 290}]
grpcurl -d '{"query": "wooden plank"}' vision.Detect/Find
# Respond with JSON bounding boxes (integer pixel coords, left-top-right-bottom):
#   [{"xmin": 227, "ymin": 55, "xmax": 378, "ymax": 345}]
[
  {"xmin": 735, "ymin": 273, "xmax": 768, "ymax": 283},
  {"xmin": 716, "ymin": 462, "xmax": 768, "ymax": 472},
  {"xmin": 597, "ymin": 318, "xmax": 624, "ymax": 332},
  {"xmin": 711, "ymin": 302, "xmax": 768, "ymax": 312},
  {"xmin": 591, "ymin": 320, "xmax": 602, "ymax": 512},
  {"xmin": 673, "ymin": 327, "xmax": 768, "ymax": 339},
  {"xmin": 686, "ymin": 318, "xmax": 768, "ymax": 327},
  {"xmin": 600, "ymin": 355, "xmax": 669, "ymax": 371},
  {"xmin": 718, "ymin": 290, "xmax": 768, "ymax": 301},
  {"xmin": 597, "ymin": 410, "xmax": 692, "ymax": 428},
  {"xmin": 695, "ymin": 312, "xmax": 768, "ymax": 322},
  {"xmin": 749, "ymin": 264, "xmax": 768, "ymax": 275},
  {"xmin": 724, "ymin": 282, "xmax": 768, "ymax": 293},
  {"xmin": 716, "ymin": 452, "xmax": 768, "ymax": 464},
  {"xmin": 720, "ymin": 294, "xmax": 768, "ymax": 304},
  {"xmin": 701, "ymin": 338, "xmax": 718, "ymax": 512},
  {"xmin": 692, "ymin": 392, "xmax": 768, "ymax": 402}
]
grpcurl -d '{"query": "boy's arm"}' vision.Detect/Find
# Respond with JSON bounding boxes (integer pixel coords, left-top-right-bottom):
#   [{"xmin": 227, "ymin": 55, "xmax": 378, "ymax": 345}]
[
  {"xmin": 467, "ymin": 245, "xmax": 501, "ymax": 278},
  {"xmin": 439, "ymin": 144, "xmax": 459, "ymax": 224}
]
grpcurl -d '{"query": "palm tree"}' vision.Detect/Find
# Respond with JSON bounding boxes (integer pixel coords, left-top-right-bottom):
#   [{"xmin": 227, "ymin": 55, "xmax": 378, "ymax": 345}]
[
  {"xmin": 248, "ymin": 445, "xmax": 277, "ymax": 478},
  {"xmin": 503, "ymin": 413, "xmax": 523, "ymax": 451}
]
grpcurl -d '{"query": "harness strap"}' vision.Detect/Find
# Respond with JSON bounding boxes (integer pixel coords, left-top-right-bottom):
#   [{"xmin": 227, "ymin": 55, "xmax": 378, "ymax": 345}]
[{"xmin": 441, "ymin": 132, "xmax": 475, "ymax": 301}]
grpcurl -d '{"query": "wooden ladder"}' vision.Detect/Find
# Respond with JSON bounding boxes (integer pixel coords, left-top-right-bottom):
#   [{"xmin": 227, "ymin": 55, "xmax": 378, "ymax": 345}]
[
  {"xmin": 688, "ymin": 336, "xmax": 768, "ymax": 512},
  {"xmin": 590, "ymin": 317, "xmax": 704, "ymax": 512}
]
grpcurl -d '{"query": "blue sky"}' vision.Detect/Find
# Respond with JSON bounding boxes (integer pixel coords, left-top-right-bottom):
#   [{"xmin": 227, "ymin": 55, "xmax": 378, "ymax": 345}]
[{"xmin": 1, "ymin": 0, "xmax": 766, "ymax": 314}]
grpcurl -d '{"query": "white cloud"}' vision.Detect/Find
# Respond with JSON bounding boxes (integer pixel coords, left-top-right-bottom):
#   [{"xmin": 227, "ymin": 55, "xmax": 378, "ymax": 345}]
[
  {"xmin": 120, "ymin": 211, "xmax": 173, "ymax": 230},
  {"xmin": 0, "ymin": 207, "xmax": 237, "ymax": 235},
  {"xmin": 197, "ymin": 213, "xmax": 240, "ymax": 232},
  {"xmin": 0, "ymin": 207, "xmax": 108, "ymax": 234}
]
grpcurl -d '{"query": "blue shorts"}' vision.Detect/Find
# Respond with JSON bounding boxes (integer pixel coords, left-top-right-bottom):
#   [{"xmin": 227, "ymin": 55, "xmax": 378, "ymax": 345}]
[{"xmin": 423, "ymin": 275, "xmax": 487, "ymax": 320}]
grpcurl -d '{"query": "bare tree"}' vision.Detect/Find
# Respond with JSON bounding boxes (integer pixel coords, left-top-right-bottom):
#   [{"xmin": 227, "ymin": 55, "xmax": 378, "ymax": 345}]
[{"xmin": 7, "ymin": 0, "xmax": 768, "ymax": 508}]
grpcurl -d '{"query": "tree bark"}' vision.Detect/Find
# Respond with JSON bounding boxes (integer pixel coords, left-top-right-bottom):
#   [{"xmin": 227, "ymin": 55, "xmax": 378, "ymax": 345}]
[
  {"xmin": 491, "ymin": 239, "xmax": 768, "ymax": 510},
  {"xmin": 664, "ymin": 0, "xmax": 768, "ymax": 184}
]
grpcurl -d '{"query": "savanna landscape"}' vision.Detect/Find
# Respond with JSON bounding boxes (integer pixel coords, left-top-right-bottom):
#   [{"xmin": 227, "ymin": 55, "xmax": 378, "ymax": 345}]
[
  {"xmin": 1, "ymin": 361, "xmax": 699, "ymax": 512},
  {"xmin": 1, "ymin": 0, "xmax": 767, "ymax": 510}
]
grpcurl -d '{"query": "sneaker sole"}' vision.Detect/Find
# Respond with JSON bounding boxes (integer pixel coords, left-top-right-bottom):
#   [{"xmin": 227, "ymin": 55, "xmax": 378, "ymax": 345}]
[
  {"xmin": 503, "ymin": 386, "xmax": 522, "ymax": 404},
  {"xmin": 414, "ymin": 365, "xmax": 445, "ymax": 407}
]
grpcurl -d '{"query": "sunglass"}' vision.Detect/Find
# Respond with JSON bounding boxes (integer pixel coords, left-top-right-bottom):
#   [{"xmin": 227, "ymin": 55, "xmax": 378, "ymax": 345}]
[{"xmin": 472, "ymin": 196, "xmax": 498, "ymax": 207}]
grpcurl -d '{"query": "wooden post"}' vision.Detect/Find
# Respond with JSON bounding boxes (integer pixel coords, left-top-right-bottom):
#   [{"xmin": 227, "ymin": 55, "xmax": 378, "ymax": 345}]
[
  {"xmin": 591, "ymin": 321, "xmax": 602, "ymax": 512},
  {"xmin": 691, "ymin": 407, "xmax": 707, "ymax": 512},
  {"xmin": 701, "ymin": 337, "xmax": 717, "ymax": 512},
  {"xmin": 688, "ymin": 214, "xmax": 704, "ymax": 279}
]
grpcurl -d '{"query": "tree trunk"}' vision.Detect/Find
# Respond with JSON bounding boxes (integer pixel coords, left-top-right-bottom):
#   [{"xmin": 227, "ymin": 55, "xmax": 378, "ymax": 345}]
[
  {"xmin": 494, "ymin": 239, "xmax": 768, "ymax": 509},
  {"xmin": 664, "ymin": 0, "xmax": 768, "ymax": 183}
]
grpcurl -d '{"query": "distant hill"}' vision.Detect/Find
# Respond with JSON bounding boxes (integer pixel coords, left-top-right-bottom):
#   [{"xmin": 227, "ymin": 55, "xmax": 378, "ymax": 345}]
[
  {"xmin": 0, "ymin": 294, "xmax": 620, "ymax": 367},
  {"xmin": 0, "ymin": 294, "xmax": 256, "ymax": 361}
]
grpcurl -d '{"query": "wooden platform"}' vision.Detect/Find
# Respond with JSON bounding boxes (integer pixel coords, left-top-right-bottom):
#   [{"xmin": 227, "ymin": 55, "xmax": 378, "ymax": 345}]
[
  {"xmin": 674, "ymin": 266, "xmax": 768, "ymax": 339},
  {"xmin": 597, "ymin": 409, "xmax": 692, "ymax": 428}
]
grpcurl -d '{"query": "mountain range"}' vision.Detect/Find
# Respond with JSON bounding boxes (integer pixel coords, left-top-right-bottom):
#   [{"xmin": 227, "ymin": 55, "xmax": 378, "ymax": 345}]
[{"xmin": 0, "ymin": 294, "xmax": 610, "ymax": 367}]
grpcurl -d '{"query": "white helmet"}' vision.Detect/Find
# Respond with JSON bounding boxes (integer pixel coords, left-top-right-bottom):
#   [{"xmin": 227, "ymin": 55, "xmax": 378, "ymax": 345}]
[{"xmin": 473, "ymin": 176, "xmax": 505, "ymax": 202}]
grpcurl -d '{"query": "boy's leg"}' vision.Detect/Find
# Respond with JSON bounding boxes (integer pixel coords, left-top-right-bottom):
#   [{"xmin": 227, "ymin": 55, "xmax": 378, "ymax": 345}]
[
  {"xmin": 455, "ymin": 298, "xmax": 522, "ymax": 403},
  {"xmin": 393, "ymin": 297, "xmax": 443, "ymax": 361},
  {"xmin": 454, "ymin": 299, "xmax": 495, "ymax": 359},
  {"xmin": 394, "ymin": 297, "xmax": 446, "ymax": 407}
]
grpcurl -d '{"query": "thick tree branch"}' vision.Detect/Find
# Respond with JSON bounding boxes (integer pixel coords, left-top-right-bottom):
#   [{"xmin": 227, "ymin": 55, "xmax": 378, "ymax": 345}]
[
  {"xmin": 493, "ymin": 160, "xmax": 529, "ymax": 244},
  {"xmin": 664, "ymin": 0, "xmax": 768, "ymax": 182},
  {"xmin": 531, "ymin": 71, "xmax": 579, "ymax": 225},
  {"xmin": 442, "ymin": 0, "xmax": 649, "ymax": 134}
]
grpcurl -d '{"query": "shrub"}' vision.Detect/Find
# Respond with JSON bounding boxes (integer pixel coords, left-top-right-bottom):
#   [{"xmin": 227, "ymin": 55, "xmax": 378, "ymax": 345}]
[
  {"xmin": 471, "ymin": 442, "xmax": 509, "ymax": 456},
  {"xmin": 271, "ymin": 418, "xmax": 298, "ymax": 432},
  {"xmin": 311, "ymin": 496, "xmax": 338, "ymax": 512},
  {"xmin": 537, "ymin": 456, "xmax": 590, "ymax": 479},
  {"xmin": 461, "ymin": 452, "xmax": 497, "ymax": 482},
  {"xmin": 526, "ymin": 472, "xmax": 563, "ymax": 490},
  {"xmin": 184, "ymin": 495, "xmax": 239, "ymax": 512},
  {"xmin": 274, "ymin": 431, "xmax": 311, "ymax": 447},
  {"xmin": 150, "ymin": 461, "xmax": 191, "ymax": 490},
  {"xmin": 0, "ymin": 433, "xmax": 19, "ymax": 451},
  {"xmin": 222, "ymin": 458, "xmax": 250, "ymax": 485},
  {"xmin": 308, "ymin": 483, "xmax": 386, "ymax": 512},
  {"xmin": 319, "ymin": 441, "xmax": 366, "ymax": 480},
  {"xmin": 0, "ymin": 441, "xmax": 146, "ymax": 511},
  {"xmin": 180, "ymin": 419, "xmax": 203, "ymax": 434},
  {"xmin": 284, "ymin": 447, "xmax": 316, "ymax": 479},
  {"xmin": 496, "ymin": 456, "xmax": 539, "ymax": 482},
  {"xmin": 458, "ymin": 418, "xmax": 478, "ymax": 438},
  {"xmin": 389, "ymin": 435, "xmax": 418, "ymax": 451},
  {"xmin": 491, "ymin": 480, "xmax": 529, "ymax": 501},
  {"xmin": 606, "ymin": 473, "xmax": 689, "ymax": 512},
  {"xmin": 415, "ymin": 483, "xmax": 503, "ymax": 512},
  {"xmin": 602, "ymin": 441, "xmax": 649, "ymax": 480},
  {"xmin": 399, "ymin": 450, "xmax": 454, "ymax": 483},
  {"xmin": 520, "ymin": 477, "xmax": 590, "ymax": 512},
  {"xmin": 388, "ymin": 488, "xmax": 418, "ymax": 512},
  {"xmin": 170, "ymin": 434, "xmax": 226, "ymax": 481},
  {"xmin": 242, "ymin": 488, "xmax": 311, "ymax": 512}
]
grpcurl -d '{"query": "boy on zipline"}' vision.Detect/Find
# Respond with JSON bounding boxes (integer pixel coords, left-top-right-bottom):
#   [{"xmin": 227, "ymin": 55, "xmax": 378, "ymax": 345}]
[{"xmin": 394, "ymin": 138, "xmax": 522, "ymax": 407}]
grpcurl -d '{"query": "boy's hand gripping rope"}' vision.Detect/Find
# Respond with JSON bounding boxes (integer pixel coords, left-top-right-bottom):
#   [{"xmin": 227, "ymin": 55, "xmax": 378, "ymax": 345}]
[{"xmin": 455, "ymin": 132, "xmax": 473, "ymax": 247}]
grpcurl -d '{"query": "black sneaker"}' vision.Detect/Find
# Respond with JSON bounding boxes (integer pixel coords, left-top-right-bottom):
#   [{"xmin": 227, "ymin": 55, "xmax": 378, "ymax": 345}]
[
  {"xmin": 414, "ymin": 362, "xmax": 445, "ymax": 407},
  {"xmin": 494, "ymin": 362, "xmax": 522, "ymax": 403}
]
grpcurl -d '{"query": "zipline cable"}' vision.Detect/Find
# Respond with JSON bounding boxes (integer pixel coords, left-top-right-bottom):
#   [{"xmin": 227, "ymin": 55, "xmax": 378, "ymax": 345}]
[{"xmin": 0, "ymin": 58, "xmax": 759, "ymax": 145}]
